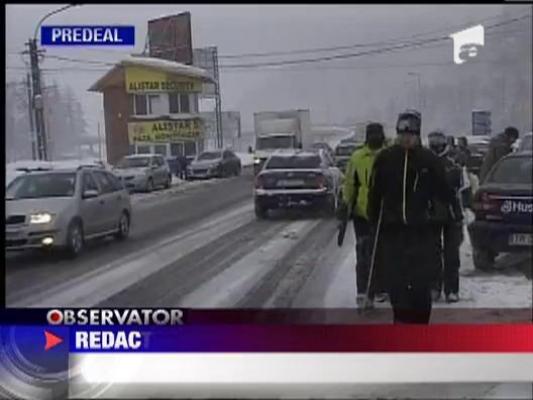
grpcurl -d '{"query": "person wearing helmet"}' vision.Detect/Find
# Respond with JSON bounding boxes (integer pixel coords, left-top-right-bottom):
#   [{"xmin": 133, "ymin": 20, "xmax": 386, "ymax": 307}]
[
  {"xmin": 341, "ymin": 122, "xmax": 387, "ymax": 309},
  {"xmin": 427, "ymin": 131, "xmax": 464, "ymax": 303},
  {"xmin": 367, "ymin": 110, "xmax": 462, "ymax": 324}
]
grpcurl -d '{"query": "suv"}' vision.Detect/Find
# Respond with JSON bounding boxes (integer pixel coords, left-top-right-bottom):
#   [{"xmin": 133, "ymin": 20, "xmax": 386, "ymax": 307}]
[
  {"xmin": 468, "ymin": 152, "xmax": 532, "ymax": 270},
  {"xmin": 113, "ymin": 154, "xmax": 172, "ymax": 192},
  {"xmin": 6, "ymin": 166, "xmax": 132, "ymax": 257}
]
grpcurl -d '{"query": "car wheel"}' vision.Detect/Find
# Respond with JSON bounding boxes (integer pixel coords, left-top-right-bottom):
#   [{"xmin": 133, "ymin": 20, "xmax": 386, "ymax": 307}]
[
  {"xmin": 115, "ymin": 211, "xmax": 130, "ymax": 241},
  {"xmin": 65, "ymin": 220, "xmax": 84, "ymax": 258},
  {"xmin": 473, "ymin": 247, "xmax": 496, "ymax": 271},
  {"xmin": 146, "ymin": 178, "xmax": 154, "ymax": 193},
  {"xmin": 255, "ymin": 202, "xmax": 268, "ymax": 219},
  {"xmin": 235, "ymin": 165, "xmax": 241, "ymax": 176}
]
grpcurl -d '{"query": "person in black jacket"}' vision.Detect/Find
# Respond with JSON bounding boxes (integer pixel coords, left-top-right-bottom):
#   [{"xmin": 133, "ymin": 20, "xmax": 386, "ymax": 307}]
[
  {"xmin": 427, "ymin": 131, "xmax": 464, "ymax": 303},
  {"xmin": 367, "ymin": 110, "xmax": 462, "ymax": 324}
]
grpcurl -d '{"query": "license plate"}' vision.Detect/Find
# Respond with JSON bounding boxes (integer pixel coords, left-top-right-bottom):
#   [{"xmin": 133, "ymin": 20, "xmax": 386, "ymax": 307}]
[
  {"xmin": 277, "ymin": 179, "xmax": 304, "ymax": 187},
  {"xmin": 509, "ymin": 233, "xmax": 533, "ymax": 246}
]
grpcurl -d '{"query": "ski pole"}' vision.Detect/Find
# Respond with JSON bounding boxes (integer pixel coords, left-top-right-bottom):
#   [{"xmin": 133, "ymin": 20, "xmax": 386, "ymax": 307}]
[{"xmin": 363, "ymin": 199, "xmax": 384, "ymax": 311}]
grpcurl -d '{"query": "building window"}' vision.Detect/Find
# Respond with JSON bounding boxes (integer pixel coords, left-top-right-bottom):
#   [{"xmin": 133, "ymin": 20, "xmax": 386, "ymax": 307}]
[
  {"xmin": 134, "ymin": 94, "xmax": 147, "ymax": 115},
  {"xmin": 168, "ymin": 93, "xmax": 192, "ymax": 114},
  {"xmin": 170, "ymin": 143, "xmax": 184, "ymax": 156},
  {"xmin": 136, "ymin": 145, "xmax": 150, "ymax": 154},
  {"xmin": 169, "ymin": 93, "xmax": 180, "ymax": 113},
  {"xmin": 148, "ymin": 94, "xmax": 163, "ymax": 115},
  {"xmin": 154, "ymin": 144, "xmax": 167, "ymax": 157},
  {"xmin": 184, "ymin": 141, "xmax": 197, "ymax": 156},
  {"xmin": 180, "ymin": 94, "xmax": 190, "ymax": 113}
]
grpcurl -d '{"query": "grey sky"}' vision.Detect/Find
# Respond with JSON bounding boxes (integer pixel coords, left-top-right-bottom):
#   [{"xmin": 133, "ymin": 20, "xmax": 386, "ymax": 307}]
[{"xmin": 5, "ymin": 4, "xmax": 530, "ymax": 134}]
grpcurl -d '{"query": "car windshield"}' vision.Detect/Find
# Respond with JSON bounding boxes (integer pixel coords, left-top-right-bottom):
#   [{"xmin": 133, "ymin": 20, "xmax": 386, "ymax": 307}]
[
  {"xmin": 487, "ymin": 157, "xmax": 533, "ymax": 185},
  {"xmin": 116, "ymin": 157, "xmax": 151, "ymax": 168},
  {"xmin": 197, "ymin": 152, "xmax": 221, "ymax": 161},
  {"xmin": 266, "ymin": 155, "xmax": 321, "ymax": 169},
  {"xmin": 257, "ymin": 136, "xmax": 295, "ymax": 150},
  {"xmin": 336, "ymin": 146, "xmax": 357, "ymax": 156},
  {"xmin": 6, "ymin": 173, "xmax": 77, "ymax": 199}
]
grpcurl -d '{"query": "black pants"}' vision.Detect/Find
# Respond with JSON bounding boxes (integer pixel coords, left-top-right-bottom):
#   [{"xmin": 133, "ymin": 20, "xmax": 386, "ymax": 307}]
[
  {"xmin": 353, "ymin": 217, "xmax": 382, "ymax": 298},
  {"xmin": 431, "ymin": 223, "xmax": 463, "ymax": 296},
  {"xmin": 379, "ymin": 225, "xmax": 434, "ymax": 324}
]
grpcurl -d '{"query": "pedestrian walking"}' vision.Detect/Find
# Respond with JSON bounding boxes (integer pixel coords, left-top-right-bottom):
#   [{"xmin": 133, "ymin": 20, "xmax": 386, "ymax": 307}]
[
  {"xmin": 341, "ymin": 122, "xmax": 387, "ymax": 309},
  {"xmin": 427, "ymin": 131, "xmax": 464, "ymax": 303},
  {"xmin": 367, "ymin": 110, "xmax": 462, "ymax": 324}
]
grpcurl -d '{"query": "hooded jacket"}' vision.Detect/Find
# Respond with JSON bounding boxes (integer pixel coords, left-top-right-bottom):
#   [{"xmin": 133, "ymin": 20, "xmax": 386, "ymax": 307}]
[
  {"xmin": 342, "ymin": 144, "xmax": 384, "ymax": 220},
  {"xmin": 367, "ymin": 143, "xmax": 461, "ymax": 228}
]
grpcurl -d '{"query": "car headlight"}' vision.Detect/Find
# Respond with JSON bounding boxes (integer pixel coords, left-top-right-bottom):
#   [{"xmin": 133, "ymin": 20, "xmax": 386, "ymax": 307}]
[
  {"xmin": 254, "ymin": 158, "xmax": 261, "ymax": 165},
  {"xmin": 30, "ymin": 212, "xmax": 54, "ymax": 224}
]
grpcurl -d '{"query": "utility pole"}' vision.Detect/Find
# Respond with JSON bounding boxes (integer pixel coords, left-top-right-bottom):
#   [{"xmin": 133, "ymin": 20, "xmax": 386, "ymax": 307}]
[
  {"xmin": 26, "ymin": 72, "xmax": 37, "ymax": 160},
  {"xmin": 28, "ymin": 38, "xmax": 48, "ymax": 160},
  {"xmin": 213, "ymin": 47, "xmax": 223, "ymax": 149}
]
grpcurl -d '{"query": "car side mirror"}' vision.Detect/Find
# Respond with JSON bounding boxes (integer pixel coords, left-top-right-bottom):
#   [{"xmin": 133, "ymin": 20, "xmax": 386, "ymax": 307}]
[{"xmin": 83, "ymin": 189, "xmax": 99, "ymax": 199}]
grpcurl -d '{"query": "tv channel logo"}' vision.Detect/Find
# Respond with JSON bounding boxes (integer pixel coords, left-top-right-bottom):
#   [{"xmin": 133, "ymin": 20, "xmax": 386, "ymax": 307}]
[
  {"xmin": 449, "ymin": 24, "xmax": 484, "ymax": 65},
  {"xmin": 41, "ymin": 25, "xmax": 135, "ymax": 46}
]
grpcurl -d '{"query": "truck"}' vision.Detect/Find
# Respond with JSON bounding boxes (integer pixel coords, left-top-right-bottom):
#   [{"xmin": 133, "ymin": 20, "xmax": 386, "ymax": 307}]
[{"xmin": 253, "ymin": 109, "xmax": 311, "ymax": 174}]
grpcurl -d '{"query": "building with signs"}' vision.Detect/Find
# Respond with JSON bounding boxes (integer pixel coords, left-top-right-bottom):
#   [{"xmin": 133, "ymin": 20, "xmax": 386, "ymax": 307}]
[{"xmin": 88, "ymin": 56, "xmax": 215, "ymax": 164}]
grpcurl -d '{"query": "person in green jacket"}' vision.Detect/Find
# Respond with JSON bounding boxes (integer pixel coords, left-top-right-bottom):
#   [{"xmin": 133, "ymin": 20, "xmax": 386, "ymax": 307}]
[{"xmin": 342, "ymin": 122, "xmax": 387, "ymax": 308}]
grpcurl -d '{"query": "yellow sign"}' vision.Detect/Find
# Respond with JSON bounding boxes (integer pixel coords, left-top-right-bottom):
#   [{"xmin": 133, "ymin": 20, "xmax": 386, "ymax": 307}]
[
  {"xmin": 125, "ymin": 66, "xmax": 203, "ymax": 93},
  {"xmin": 128, "ymin": 120, "xmax": 203, "ymax": 143}
]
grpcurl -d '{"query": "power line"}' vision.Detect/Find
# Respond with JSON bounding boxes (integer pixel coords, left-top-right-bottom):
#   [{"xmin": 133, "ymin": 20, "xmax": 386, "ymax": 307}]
[
  {"xmin": 219, "ymin": 14, "xmax": 532, "ymax": 69},
  {"xmin": 8, "ymin": 12, "xmax": 530, "ymax": 73},
  {"xmin": 217, "ymin": 12, "xmax": 530, "ymax": 59}
]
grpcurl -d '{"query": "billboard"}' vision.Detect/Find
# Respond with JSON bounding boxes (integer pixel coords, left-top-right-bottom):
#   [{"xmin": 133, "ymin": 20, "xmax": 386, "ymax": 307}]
[
  {"xmin": 128, "ymin": 119, "xmax": 202, "ymax": 143},
  {"xmin": 193, "ymin": 47, "xmax": 218, "ymax": 97},
  {"xmin": 148, "ymin": 12, "xmax": 193, "ymax": 65},
  {"xmin": 125, "ymin": 66, "xmax": 202, "ymax": 93},
  {"xmin": 472, "ymin": 110, "xmax": 491, "ymax": 136}
]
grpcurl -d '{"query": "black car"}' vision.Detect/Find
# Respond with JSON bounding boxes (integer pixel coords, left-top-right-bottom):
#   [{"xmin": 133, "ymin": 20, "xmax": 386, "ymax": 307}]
[
  {"xmin": 187, "ymin": 149, "xmax": 242, "ymax": 179},
  {"xmin": 468, "ymin": 152, "xmax": 532, "ymax": 270},
  {"xmin": 254, "ymin": 150, "xmax": 343, "ymax": 219}
]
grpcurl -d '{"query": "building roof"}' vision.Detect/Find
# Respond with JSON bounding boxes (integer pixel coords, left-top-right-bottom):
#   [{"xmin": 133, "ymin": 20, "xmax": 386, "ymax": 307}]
[{"xmin": 88, "ymin": 55, "xmax": 215, "ymax": 92}]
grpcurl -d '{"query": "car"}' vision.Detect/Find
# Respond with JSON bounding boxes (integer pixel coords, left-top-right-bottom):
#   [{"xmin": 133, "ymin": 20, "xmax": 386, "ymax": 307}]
[
  {"xmin": 334, "ymin": 141, "xmax": 363, "ymax": 173},
  {"xmin": 467, "ymin": 152, "xmax": 532, "ymax": 270},
  {"xmin": 187, "ymin": 149, "xmax": 241, "ymax": 179},
  {"xmin": 5, "ymin": 165, "xmax": 132, "ymax": 257},
  {"xmin": 254, "ymin": 149, "xmax": 343, "ymax": 219},
  {"xmin": 113, "ymin": 154, "xmax": 172, "ymax": 192}
]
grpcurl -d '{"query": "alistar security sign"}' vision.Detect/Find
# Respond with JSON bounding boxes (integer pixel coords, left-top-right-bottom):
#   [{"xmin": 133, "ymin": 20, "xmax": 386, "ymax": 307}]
[{"xmin": 41, "ymin": 25, "xmax": 135, "ymax": 46}]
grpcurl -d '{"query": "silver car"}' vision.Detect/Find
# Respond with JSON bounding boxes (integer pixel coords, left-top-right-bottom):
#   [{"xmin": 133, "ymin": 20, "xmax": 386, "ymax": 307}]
[
  {"xmin": 254, "ymin": 149, "xmax": 343, "ymax": 218},
  {"xmin": 5, "ymin": 166, "xmax": 132, "ymax": 257},
  {"xmin": 113, "ymin": 154, "xmax": 172, "ymax": 192}
]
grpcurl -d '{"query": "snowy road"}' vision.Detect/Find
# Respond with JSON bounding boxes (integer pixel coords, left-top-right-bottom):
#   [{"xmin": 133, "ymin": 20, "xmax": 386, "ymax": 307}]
[{"xmin": 5, "ymin": 168, "xmax": 532, "ymax": 321}]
